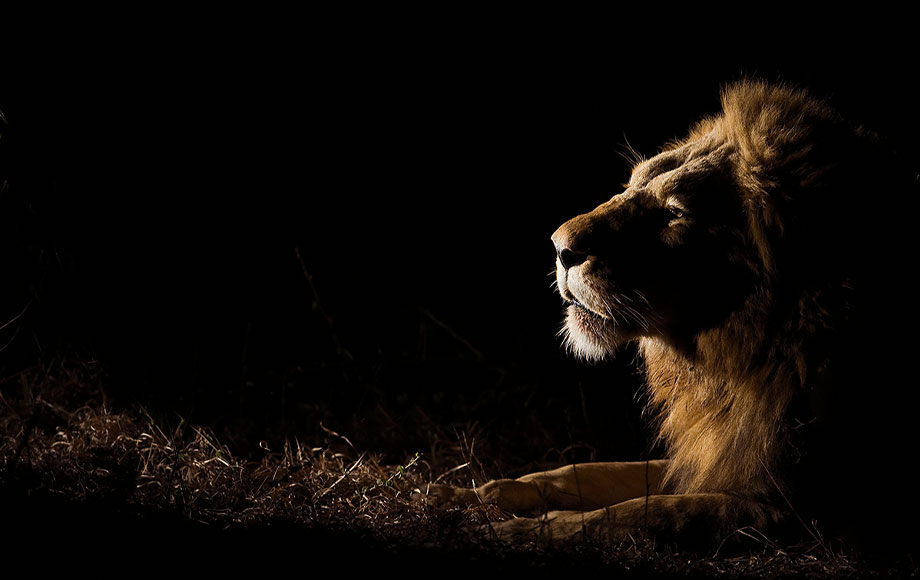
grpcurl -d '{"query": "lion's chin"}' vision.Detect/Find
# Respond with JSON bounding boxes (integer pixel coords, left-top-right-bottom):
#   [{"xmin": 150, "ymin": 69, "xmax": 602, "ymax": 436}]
[{"xmin": 561, "ymin": 303, "xmax": 629, "ymax": 362}]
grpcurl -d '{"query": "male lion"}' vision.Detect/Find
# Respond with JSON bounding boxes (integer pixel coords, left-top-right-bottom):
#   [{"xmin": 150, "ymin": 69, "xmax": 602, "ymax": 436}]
[{"xmin": 430, "ymin": 81, "xmax": 918, "ymax": 553}]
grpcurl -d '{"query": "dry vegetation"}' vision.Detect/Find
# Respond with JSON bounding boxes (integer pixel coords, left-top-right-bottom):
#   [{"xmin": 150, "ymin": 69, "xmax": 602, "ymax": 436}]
[{"xmin": 3, "ymin": 359, "xmax": 912, "ymax": 578}]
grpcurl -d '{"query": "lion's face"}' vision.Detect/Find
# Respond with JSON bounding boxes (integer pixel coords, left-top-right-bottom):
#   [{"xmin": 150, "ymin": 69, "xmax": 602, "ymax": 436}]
[{"xmin": 553, "ymin": 135, "xmax": 755, "ymax": 361}]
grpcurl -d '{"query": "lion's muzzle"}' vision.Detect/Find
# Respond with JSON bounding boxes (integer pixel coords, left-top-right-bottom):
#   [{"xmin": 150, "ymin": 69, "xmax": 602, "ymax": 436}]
[{"xmin": 551, "ymin": 192, "xmax": 666, "ymax": 360}]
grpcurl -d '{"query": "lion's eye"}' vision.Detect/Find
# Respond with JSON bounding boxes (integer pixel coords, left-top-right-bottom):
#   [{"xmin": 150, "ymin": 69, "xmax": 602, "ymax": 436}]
[{"xmin": 664, "ymin": 196, "xmax": 688, "ymax": 222}]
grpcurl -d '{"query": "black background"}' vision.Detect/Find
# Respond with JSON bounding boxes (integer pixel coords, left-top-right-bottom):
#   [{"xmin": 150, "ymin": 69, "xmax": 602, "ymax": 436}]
[{"xmin": 2, "ymin": 19, "xmax": 917, "ymax": 464}]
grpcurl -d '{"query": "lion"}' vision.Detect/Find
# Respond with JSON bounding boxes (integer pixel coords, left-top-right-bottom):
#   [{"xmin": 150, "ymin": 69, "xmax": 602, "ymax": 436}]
[{"xmin": 430, "ymin": 80, "xmax": 919, "ymax": 554}]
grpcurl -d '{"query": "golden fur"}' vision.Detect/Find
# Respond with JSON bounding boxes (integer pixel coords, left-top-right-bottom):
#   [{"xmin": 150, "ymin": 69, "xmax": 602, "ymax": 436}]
[{"xmin": 430, "ymin": 81, "xmax": 917, "ymax": 552}]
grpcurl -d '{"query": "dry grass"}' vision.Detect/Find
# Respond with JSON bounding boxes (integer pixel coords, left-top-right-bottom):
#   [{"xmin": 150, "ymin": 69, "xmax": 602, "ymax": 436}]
[{"xmin": 0, "ymin": 360, "xmax": 911, "ymax": 578}]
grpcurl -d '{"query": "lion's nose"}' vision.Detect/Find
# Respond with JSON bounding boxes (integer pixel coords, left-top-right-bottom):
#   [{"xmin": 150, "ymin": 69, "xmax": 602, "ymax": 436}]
[
  {"xmin": 552, "ymin": 226, "xmax": 590, "ymax": 270},
  {"xmin": 557, "ymin": 247, "xmax": 588, "ymax": 270}
]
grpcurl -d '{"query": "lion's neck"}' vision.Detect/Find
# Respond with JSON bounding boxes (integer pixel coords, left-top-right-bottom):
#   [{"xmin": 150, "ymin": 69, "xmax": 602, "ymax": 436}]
[{"xmin": 638, "ymin": 334, "xmax": 796, "ymax": 497}]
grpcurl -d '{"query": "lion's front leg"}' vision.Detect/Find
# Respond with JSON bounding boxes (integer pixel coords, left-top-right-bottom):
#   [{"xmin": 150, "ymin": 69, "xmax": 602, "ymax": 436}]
[
  {"xmin": 427, "ymin": 460, "xmax": 669, "ymax": 513},
  {"xmin": 425, "ymin": 477, "xmax": 550, "ymax": 512},
  {"xmin": 489, "ymin": 492, "xmax": 762, "ymax": 546}
]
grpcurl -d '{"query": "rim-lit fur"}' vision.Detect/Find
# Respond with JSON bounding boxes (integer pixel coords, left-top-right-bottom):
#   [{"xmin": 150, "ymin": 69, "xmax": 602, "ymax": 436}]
[{"xmin": 554, "ymin": 80, "xmax": 905, "ymax": 514}]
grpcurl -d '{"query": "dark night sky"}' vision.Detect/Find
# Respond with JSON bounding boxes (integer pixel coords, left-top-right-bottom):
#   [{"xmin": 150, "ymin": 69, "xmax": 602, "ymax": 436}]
[{"xmin": 2, "ymin": 22, "xmax": 917, "ymax": 454}]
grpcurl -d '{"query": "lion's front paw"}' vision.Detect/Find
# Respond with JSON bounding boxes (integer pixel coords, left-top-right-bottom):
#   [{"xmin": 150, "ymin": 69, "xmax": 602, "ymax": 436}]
[
  {"xmin": 418, "ymin": 478, "xmax": 548, "ymax": 512},
  {"xmin": 486, "ymin": 515, "xmax": 549, "ymax": 541},
  {"xmin": 485, "ymin": 511, "xmax": 585, "ymax": 543},
  {"xmin": 418, "ymin": 483, "xmax": 481, "ymax": 508}
]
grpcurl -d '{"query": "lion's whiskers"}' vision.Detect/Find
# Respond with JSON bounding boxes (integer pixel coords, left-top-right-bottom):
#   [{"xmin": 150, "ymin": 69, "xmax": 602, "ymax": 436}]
[{"xmin": 606, "ymin": 292, "xmax": 653, "ymax": 332}]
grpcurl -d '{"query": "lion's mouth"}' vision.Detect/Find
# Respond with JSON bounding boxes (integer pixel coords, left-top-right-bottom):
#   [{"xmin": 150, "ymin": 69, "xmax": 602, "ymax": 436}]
[
  {"xmin": 569, "ymin": 297, "xmax": 605, "ymax": 319},
  {"xmin": 558, "ymin": 281, "xmax": 656, "ymax": 361},
  {"xmin": 557, "ymin": 271, "xmax": 609, "ymax": 322}
]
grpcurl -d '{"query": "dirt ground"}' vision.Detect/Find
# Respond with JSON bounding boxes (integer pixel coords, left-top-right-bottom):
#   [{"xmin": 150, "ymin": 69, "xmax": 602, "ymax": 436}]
[{"xmin": 3, "ymin": 361, "xmax": 913, "ymax": 579}]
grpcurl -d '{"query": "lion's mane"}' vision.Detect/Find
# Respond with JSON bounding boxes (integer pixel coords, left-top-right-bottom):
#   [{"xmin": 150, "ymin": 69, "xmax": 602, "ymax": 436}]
[{"xmin": 627, "ymin": 82, "xmax": 915, "ymax": 541}]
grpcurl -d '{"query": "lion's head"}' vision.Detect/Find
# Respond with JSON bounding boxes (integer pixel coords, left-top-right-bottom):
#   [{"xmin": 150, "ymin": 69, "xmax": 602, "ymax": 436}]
[
  {"xmin": 553, "ymin": 81, "xmax": 875, "ymax": 364},
  {"xmin": 552, "ymin": 80, "xmax": 911, "ymax": 507},
  {"xmin": 552, "ymin": 117, "xmax": 753, "ymax": 361}
]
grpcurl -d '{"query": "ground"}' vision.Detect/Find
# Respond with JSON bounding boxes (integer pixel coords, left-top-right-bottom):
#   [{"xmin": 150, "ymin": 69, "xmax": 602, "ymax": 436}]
[{"xmin": 1, "ymin": 360, "xmax": 910, "ymax": 579}]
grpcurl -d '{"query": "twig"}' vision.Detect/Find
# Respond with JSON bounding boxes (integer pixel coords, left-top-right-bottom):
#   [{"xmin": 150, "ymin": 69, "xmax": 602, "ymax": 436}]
[
  {"xmin": 4, "ymin": 407, "xmax": 40, "ymax": 474},
  {"xmin": 315, "ymin": 451, "xmax": 367, "ymax": 498},
  {"xmin": 0, "ymin": 301, "xmax": 31, "ymax": 354},
  {"xmin": 294, "ymin": 247, "xmax": 353, "ymax": 361},
  {"xmin": 0, "ymin": 301, "xmax": 30, "ymax": 333},
  {"xmin": 433, "ymin": 461, "xmax": 471, "ymax": 484},
  {"xmin": 420, "ymin": 308, "xmax": 483, "ymax": 361},
  {"xmin": 320, "ymin": 423, "xmax": 359, "ymax": 457},
  {"xmin": 761, "ymin": 459, "xmax": 830, "ymax": 555}
]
